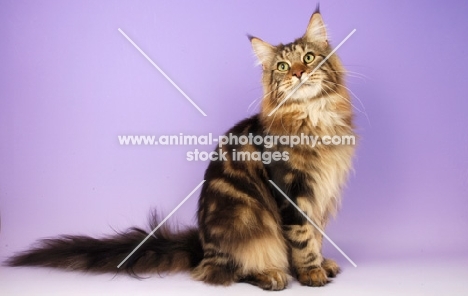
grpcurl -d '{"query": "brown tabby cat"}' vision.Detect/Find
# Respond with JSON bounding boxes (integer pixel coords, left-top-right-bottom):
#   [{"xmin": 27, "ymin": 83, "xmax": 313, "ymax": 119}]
[{"xmin": 6, "ymin": 7, "xmax": 355, "ymax": 291}]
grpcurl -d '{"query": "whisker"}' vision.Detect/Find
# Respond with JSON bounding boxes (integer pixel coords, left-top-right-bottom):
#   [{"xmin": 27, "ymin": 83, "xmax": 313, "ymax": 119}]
[
  {"xmin": 326, "ymin": 70, "xmax": 370, "ymax": 82},
  {"xmin": 322, "ymin": 81, "xmax": 371, "ymax": 126},
  {"xmin": 247, "ymin": 97, "xmax": 261, "ymax": 113},
  {"xmin": 328, "ymin": 80, "xmax": 368, "ymax": 115},
  {"xmin": 249, "ymin": 90, "xmax": 274, "ymax": 114},
  {"xmin": 322, "ymin": 84, "xmax": 362, "ymax": 114},
  {"xmin": 345, "ymin": 70, "xmax": 370, "ymax": 80},
  {"xmin": 246, "ymin": 81, "xmax": 286, "ymax": 114}
]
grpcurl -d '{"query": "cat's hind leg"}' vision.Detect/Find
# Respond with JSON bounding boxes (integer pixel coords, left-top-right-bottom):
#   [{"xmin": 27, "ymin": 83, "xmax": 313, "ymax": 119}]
[
  {"xmin": 192, "ymin": 217, "xmax": 290, "ymax": 290},
  {"xmin": 192, "ymin": 235, "xmax": 289, "ymax": 290},
  {"xmin": 234, "ymin": 236, "xmax": 289, "ymax": 290},
  {"xmin": 194, "ymin": 179, "xmax": 289, "ymax": 290}
]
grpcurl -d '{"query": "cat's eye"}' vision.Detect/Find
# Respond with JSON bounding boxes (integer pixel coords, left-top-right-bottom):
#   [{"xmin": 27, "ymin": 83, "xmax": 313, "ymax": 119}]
[
  {"xmin": 277, "ymin": 62, "xmax": 290, "ymax": 72},
  {"xmin": 303, "ymin": 52, "xmax": 315, "ymax": 64}
]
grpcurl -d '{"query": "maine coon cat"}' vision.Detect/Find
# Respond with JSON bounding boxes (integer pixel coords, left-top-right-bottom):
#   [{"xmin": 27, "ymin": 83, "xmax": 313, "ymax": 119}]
[{"xmin": 6, "ymin": 8, "xmax": 355, "ymax": 291}]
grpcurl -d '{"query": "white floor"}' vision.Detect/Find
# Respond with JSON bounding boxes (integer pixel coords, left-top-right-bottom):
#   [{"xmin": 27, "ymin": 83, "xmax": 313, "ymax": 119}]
[{"xmin": 1, "ymin": 257, "xmax": 467, "ymax": 296}]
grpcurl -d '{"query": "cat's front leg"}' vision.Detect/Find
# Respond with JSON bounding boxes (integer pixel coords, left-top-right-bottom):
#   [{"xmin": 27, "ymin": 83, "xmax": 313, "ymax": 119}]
[
  {"xmin": 285, "ymin": 225, "xmax": 341, "ymax": 286},
  {"xmin": 283, "ymin": 224, "xmax": 327, "ymax": 286}
]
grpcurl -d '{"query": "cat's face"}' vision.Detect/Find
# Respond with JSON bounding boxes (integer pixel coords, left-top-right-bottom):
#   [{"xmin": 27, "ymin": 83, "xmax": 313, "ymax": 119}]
[{"xmin": 251, "ymin": 11, "xmax": 343, "ymax": 104}]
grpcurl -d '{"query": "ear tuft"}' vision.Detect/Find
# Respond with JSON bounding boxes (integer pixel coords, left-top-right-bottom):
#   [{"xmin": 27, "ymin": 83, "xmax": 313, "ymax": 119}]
[
  {"xmin": 303, "ymin": 9, "xmax": 328, "ymax": 46},
  {"xmin": 314, "ymin": 3, "xmax": 320, "ymax": 14},
  {"xmin": 249, "ymin": 36, "xmax": 275, "ymax": 69}
]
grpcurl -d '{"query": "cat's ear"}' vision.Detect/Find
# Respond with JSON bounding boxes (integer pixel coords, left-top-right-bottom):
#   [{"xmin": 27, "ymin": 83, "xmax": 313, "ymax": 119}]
[
  {"xmin": 303, "ymin": 8, "xmax": 328, "ymax": 46},
  {"xmin": 249, "ymin": 36, "xmax": 275, "ymax": 69}
]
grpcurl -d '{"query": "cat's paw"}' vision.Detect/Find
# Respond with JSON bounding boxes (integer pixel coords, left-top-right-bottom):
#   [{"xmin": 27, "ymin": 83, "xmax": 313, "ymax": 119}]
[
  {"xmin": 321, "ymin": 258, "xmax": 341, "ymax": 278},
  {"xmin": 242, "ymin": 269, "xmax": 288, "ymax": 291},
  {"xmin": 191, "ymin": 261, "xmax": 236, "ymax": 286},
  {"xmin": 297, "ymin": 266, "xmax": 329, "ymax": 287}
]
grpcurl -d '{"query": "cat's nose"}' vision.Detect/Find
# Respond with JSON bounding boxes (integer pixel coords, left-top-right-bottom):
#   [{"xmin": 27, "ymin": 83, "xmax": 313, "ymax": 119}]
[
  {"xmin": 292, "ymin": 70, "xmax": 305, "ymax": 78},
  {"xmin": 291, "ymin": 63, "xmax": 307, "ymax": 79}
]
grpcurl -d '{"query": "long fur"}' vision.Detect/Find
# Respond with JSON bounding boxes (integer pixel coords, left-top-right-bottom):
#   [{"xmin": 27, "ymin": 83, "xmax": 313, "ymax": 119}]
[
  {"xmin": 6, "ymin": 8, "xmax": 355, "ymax": 291},
  {"xmin": 6, "ymin": 215, "xmax": 203, "ymax": 276}
]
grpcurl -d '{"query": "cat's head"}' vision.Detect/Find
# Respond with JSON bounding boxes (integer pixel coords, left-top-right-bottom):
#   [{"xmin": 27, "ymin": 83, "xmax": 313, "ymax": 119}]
[{"xmin": 250, "ymin": 8, "xmax": 344, "ymax": 105}]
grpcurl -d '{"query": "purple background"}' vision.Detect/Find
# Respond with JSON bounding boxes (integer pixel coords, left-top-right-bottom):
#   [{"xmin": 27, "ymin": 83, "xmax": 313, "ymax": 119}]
[{"xmin": 1, "ymin": 0, "xmax": 467, "ymax": 268}]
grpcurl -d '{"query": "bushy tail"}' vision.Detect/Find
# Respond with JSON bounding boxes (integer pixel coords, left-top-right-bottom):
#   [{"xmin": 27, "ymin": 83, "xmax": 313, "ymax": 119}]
[{"xmin": 5, "ymin": 216, "xmax": 203, "ymax": 275}]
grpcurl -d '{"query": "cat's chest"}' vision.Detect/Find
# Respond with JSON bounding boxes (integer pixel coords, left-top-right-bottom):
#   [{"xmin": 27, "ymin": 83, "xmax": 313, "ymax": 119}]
[
  {"xmin": 285, "ymin": 144, "xmax": 354, "ymax": 218},
  {"xmin": 304, "ymin": 97, "xmax": 348, "ymax": 131},
  {"xmin": 268, "ymin": 98, "xmax": 348, "ymax": 136}
]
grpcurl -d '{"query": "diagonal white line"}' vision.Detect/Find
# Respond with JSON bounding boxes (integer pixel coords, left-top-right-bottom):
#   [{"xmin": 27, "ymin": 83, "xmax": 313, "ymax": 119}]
[
  {"xmin": 268, "ymin": 180, "xmax": 357, "ymax": 268},
  {"xmin": 118, "ymin": 28, "xmax": 207, "ymax": 117},
  {"xmin": 268, "ymin": 29, "xmax": 356, "ymax": 117},
  {"xmin": 117, "ymin": 180, "xmax": 206, "ymax": 268}
]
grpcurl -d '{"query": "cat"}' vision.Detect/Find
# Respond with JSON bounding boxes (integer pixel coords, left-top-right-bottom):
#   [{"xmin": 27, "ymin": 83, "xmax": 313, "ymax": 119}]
[{"xmin": 6, "ymin": 7, "xmax": 355, "ymax": 291}]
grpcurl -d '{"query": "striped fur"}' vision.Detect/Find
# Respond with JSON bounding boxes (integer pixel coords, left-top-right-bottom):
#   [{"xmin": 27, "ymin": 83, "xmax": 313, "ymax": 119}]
[{"xmin": 6, "ymin": 8, "xmax": 355, "ymax": 291}]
